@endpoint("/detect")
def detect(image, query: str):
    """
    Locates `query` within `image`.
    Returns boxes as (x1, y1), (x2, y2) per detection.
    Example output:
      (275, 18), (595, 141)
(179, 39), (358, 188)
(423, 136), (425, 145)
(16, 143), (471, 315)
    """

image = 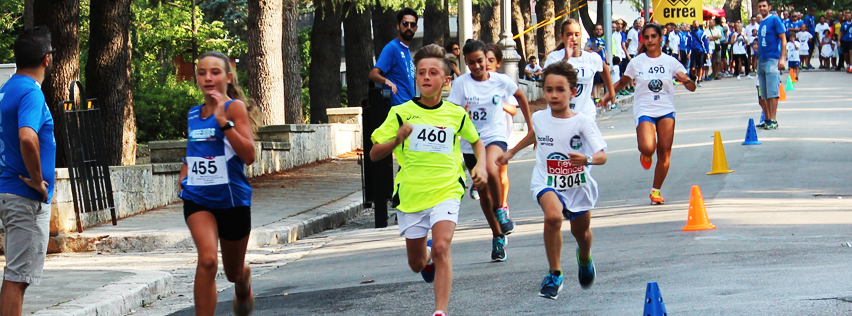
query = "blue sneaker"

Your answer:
(494, 207), (516, 235)
(577, 248), (596, 289)
(420, 239), (435, 283)
(491, 235), (507, 262)
(539, 270), (564, 299)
